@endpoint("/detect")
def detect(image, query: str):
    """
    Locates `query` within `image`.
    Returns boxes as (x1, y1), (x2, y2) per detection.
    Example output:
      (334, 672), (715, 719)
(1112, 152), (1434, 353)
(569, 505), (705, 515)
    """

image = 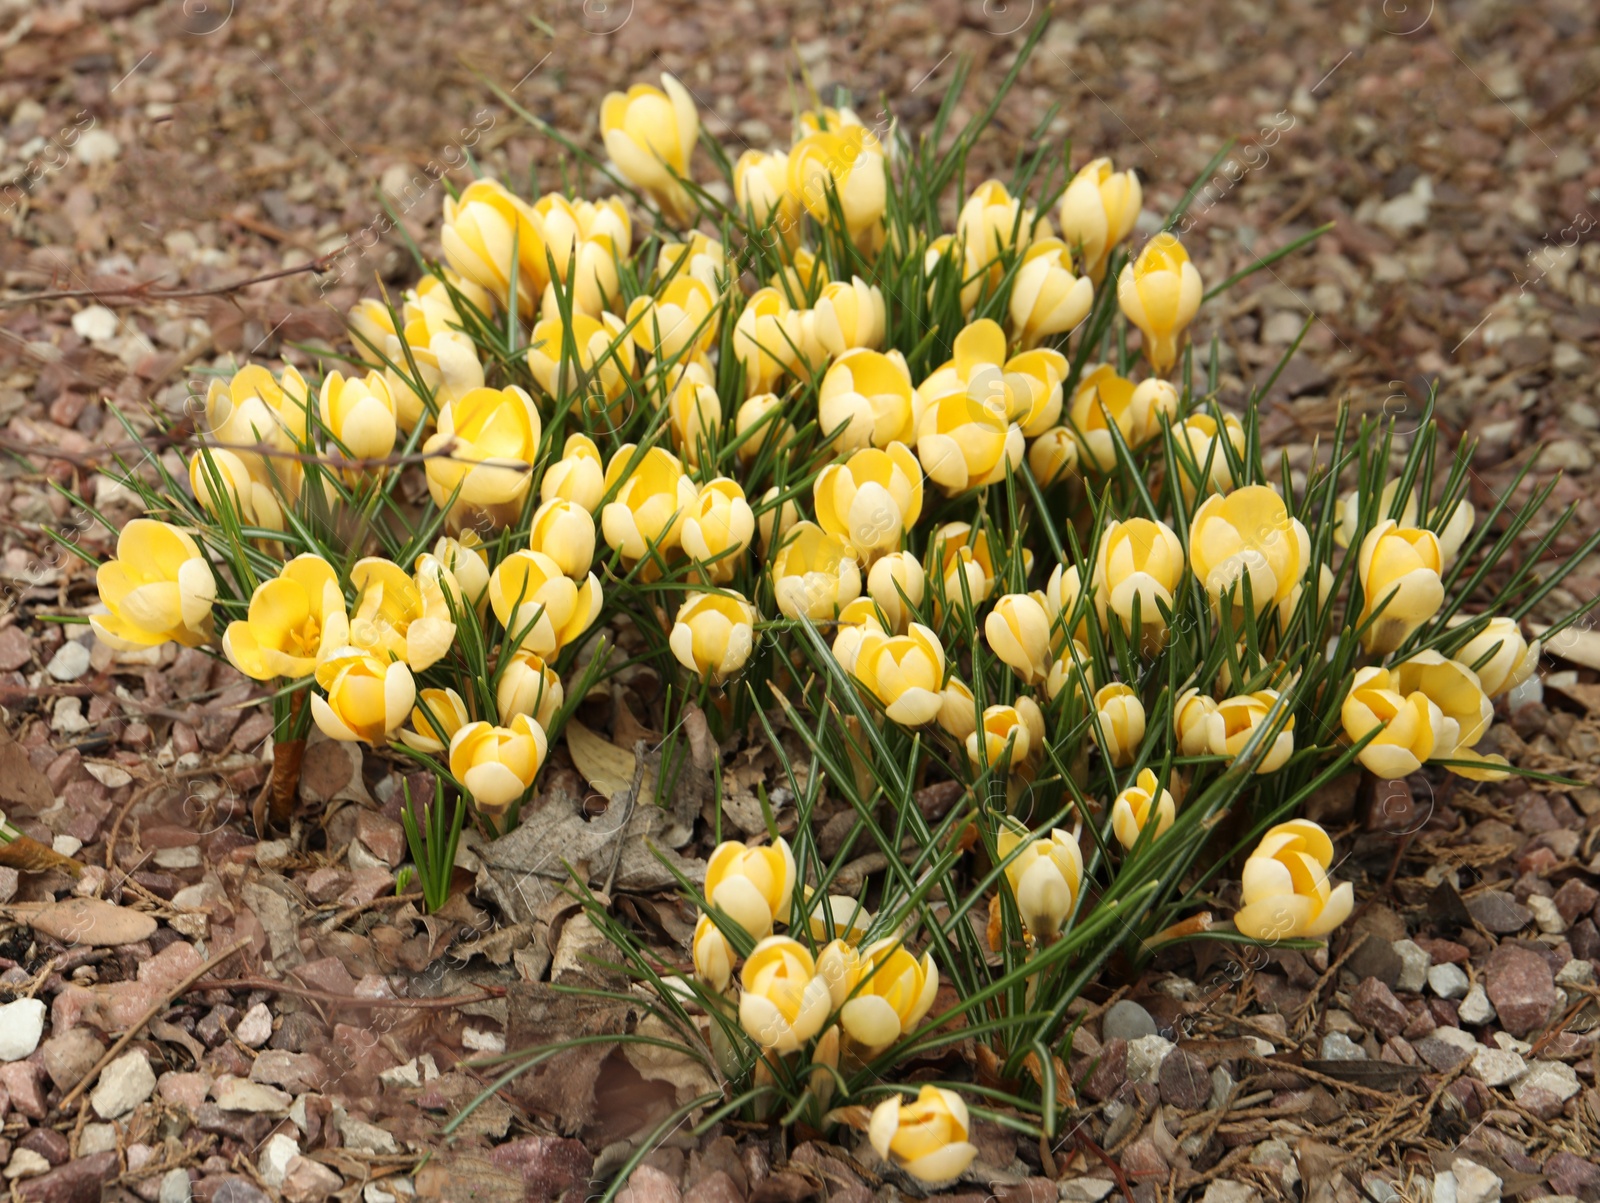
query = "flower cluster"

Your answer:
(82, 58), (1572, 1158)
